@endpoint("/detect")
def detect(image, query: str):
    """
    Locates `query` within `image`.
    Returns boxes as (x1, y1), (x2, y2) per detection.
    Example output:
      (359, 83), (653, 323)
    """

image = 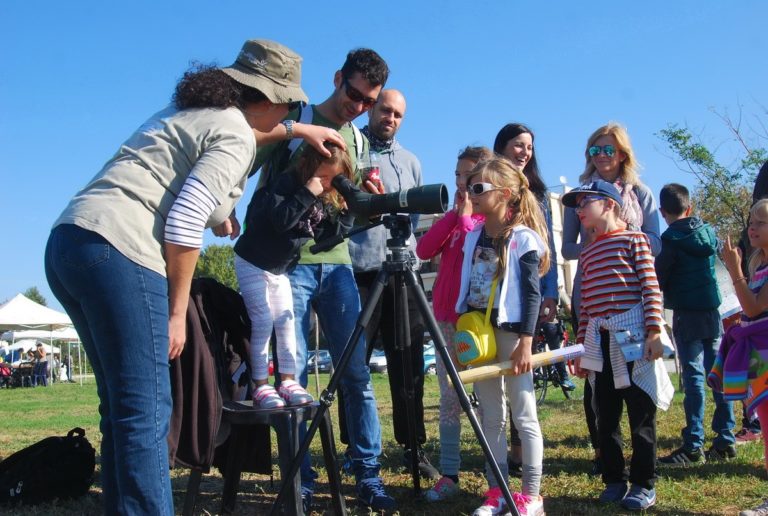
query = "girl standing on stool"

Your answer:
(417, 146), (493, 502)
(235, 143), (354, 408)
(713, 199), (768, 516)
(455, 157), (549, 516)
